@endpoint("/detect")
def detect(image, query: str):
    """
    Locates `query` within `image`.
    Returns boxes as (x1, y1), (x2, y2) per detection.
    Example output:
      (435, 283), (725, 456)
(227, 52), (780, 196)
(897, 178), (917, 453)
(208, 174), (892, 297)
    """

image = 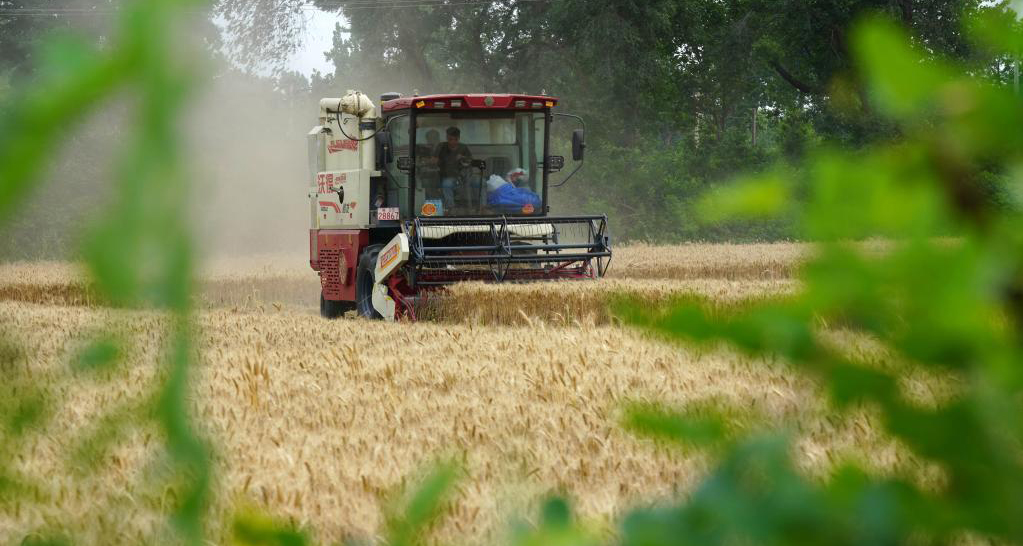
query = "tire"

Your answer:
(355, 244), (384, 319)
(320, 292), (355, 319)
